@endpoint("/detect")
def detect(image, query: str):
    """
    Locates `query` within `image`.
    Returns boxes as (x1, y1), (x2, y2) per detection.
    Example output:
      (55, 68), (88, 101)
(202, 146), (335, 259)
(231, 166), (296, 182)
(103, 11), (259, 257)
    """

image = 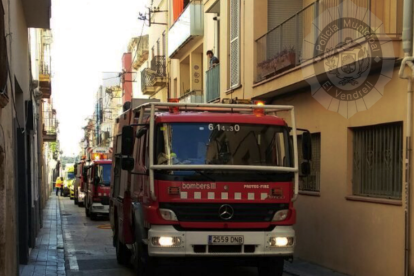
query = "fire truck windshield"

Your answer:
(155, 123), (291, 168)
(96, 164), (111, 185)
